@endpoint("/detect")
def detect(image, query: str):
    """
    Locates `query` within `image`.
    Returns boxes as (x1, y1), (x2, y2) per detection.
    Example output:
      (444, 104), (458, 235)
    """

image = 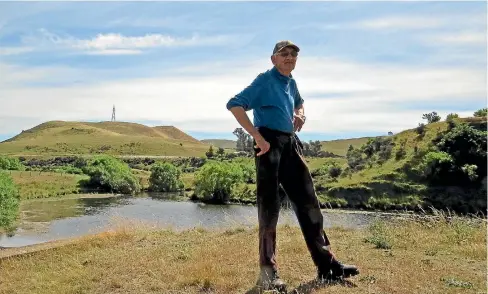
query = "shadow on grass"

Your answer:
(245, 279), (357, 294)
